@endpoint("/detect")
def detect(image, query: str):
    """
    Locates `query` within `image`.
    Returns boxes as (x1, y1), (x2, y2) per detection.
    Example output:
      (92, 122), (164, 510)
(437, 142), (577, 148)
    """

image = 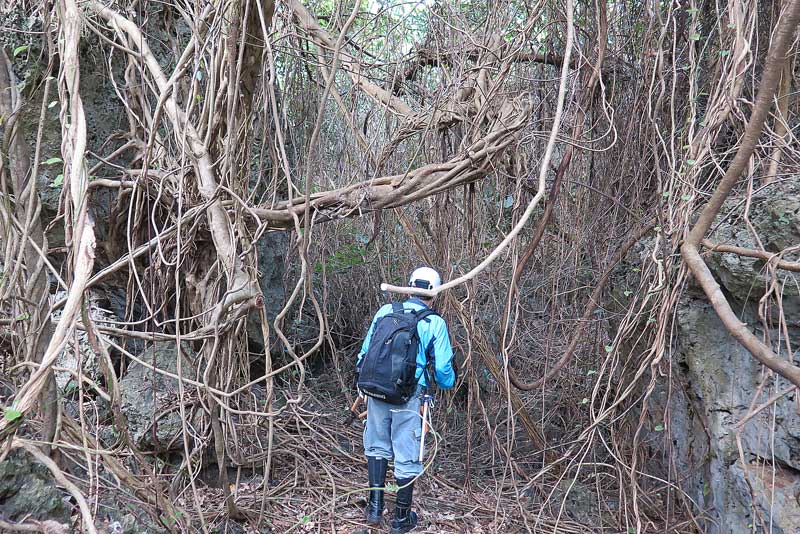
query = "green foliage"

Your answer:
(161, 511), (184, 527)
(4, 406), (22, 422)
(64, 381), (78, 396)
(315, 242), (366, 273)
